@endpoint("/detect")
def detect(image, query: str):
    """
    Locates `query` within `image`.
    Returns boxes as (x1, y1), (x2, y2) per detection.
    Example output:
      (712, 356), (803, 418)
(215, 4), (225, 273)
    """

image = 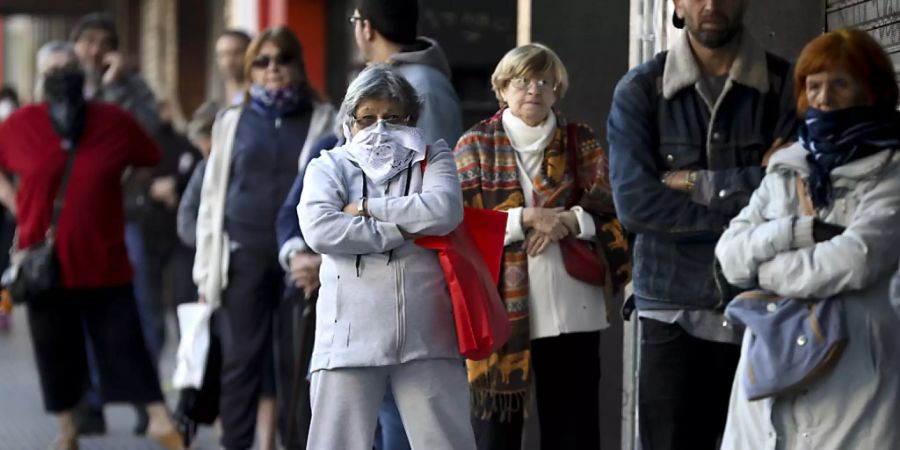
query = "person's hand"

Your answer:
(559, 210), (580, 235)
(812, 218), (845, 243)
(343, 202), (359, 216)
(523, 230), (555, 256)
(523, 207), (569, 241)
(661, 170), (694, 192)
(289, 252), (322, 296)
(149, 176), (178, 209)
(0, 173), (16, 217)
(762, 137), (790, 166)
(101, 51), (128, 85)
